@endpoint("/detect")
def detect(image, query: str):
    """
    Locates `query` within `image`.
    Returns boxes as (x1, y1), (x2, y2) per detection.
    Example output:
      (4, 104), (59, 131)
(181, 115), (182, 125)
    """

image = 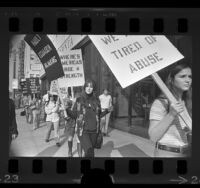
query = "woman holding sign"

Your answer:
(148, 62), (192, 157)
(45, 94), (61, 146)
(66, 79), (112, 157)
